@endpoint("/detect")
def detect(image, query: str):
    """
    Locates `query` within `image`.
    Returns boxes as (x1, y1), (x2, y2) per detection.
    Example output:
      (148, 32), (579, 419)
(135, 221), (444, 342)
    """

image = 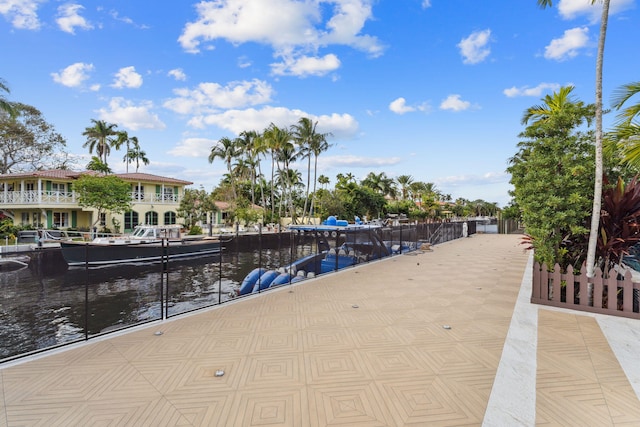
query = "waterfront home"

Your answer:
(0, 169), (194, 233)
